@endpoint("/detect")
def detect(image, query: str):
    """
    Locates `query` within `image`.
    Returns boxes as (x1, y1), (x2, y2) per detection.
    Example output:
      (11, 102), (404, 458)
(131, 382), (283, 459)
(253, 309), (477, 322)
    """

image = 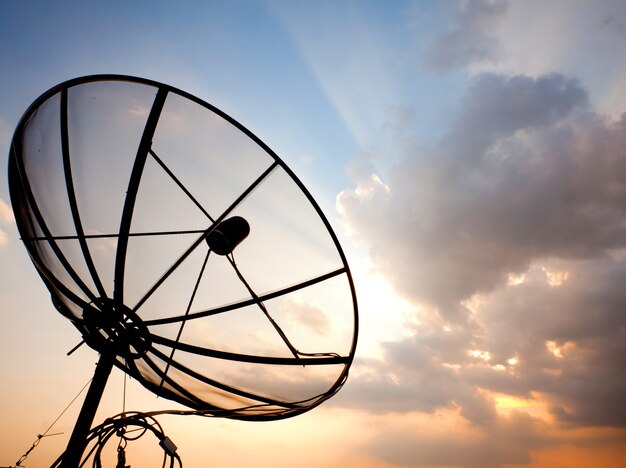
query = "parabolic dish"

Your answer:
(8, 75), (358, 420)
